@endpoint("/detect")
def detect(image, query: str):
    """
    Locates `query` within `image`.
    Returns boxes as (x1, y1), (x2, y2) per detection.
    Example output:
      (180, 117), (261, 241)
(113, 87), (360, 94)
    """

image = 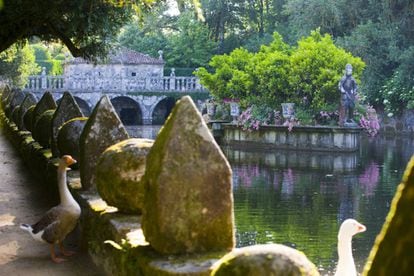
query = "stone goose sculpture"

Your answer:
(20, 155), (81, 263)
(334, 219), (366, 276)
